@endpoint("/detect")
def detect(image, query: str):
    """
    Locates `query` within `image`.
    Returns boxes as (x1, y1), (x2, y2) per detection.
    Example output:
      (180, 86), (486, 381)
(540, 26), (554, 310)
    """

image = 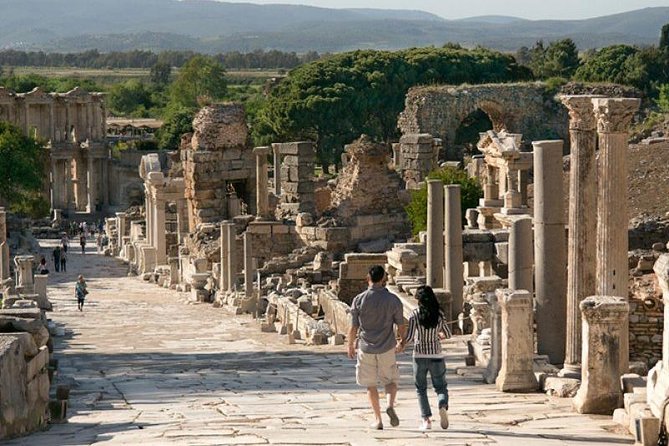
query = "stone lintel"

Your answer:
(591, 98), (641, 134)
